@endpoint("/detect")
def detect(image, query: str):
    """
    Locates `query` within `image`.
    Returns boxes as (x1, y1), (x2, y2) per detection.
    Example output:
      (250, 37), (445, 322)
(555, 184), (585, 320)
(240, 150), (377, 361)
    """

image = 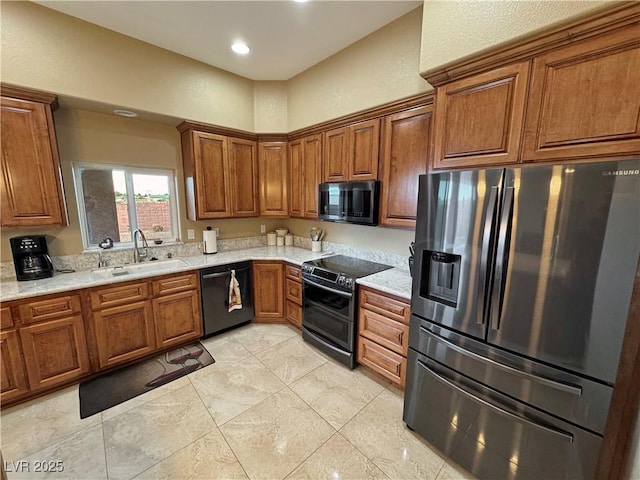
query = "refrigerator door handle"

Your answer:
(419, 326), (583, 396)
(477, 185), (499, 325)
(418, 359), (574, 444)
(490, 186), (514, 331)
